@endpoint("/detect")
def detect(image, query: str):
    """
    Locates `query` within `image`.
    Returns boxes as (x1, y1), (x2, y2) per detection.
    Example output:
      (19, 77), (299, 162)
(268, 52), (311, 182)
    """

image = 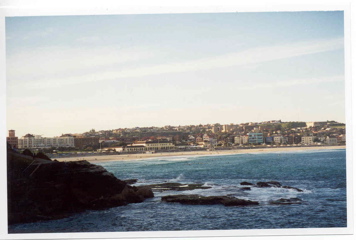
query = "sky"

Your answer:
(5, 11), (345, 137)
